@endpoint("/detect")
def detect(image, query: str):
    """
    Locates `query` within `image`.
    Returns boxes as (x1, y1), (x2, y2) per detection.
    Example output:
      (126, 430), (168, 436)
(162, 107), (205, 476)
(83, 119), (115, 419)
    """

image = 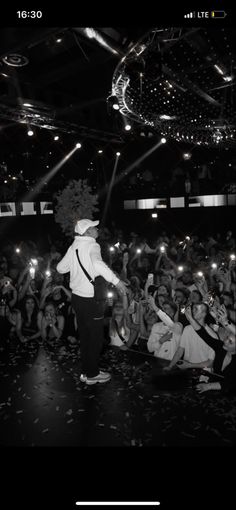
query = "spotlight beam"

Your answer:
(22, 146), (77, 202)
(100, 156), (119, 226)
(113, 140), (162, 189)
